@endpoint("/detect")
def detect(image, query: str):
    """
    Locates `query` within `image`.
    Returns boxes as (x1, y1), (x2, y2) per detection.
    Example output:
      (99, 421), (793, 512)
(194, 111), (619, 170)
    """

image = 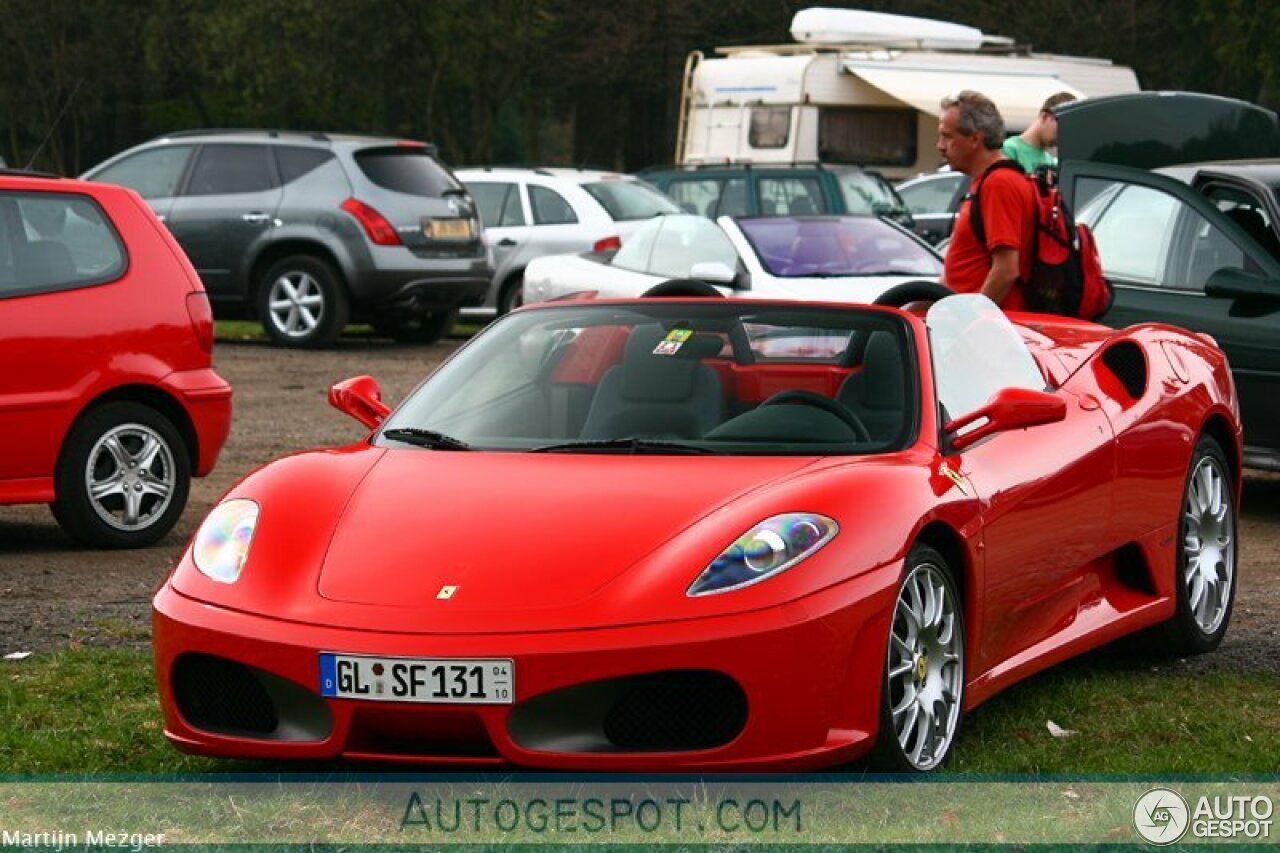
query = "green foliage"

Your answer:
(0, 2), (1267, 176)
